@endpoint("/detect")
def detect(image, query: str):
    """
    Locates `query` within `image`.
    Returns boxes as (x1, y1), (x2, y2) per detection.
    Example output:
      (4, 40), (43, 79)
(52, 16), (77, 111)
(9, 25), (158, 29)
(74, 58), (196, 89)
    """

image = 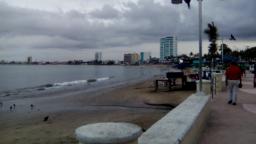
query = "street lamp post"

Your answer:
(198, 0), (203, 93)
(171, 0), (204, 93)
(221, 37), (224, 64)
